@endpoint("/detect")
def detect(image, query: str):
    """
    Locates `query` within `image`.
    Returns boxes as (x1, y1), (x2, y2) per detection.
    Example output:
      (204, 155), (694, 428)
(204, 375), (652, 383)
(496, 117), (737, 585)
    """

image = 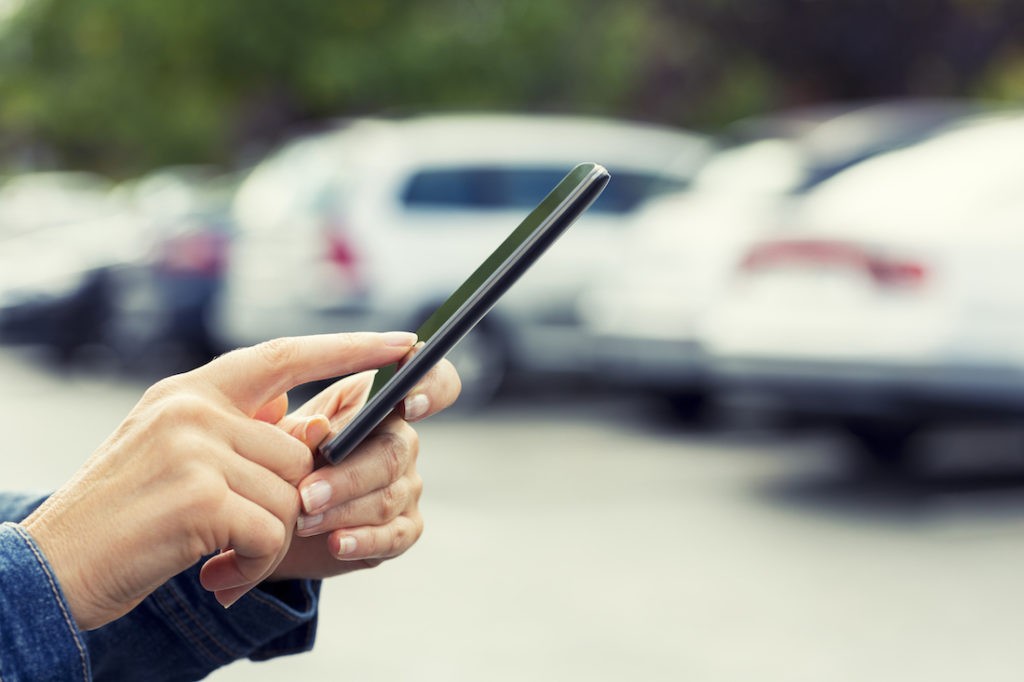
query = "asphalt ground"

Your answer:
(3, 346), (1024, 681)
